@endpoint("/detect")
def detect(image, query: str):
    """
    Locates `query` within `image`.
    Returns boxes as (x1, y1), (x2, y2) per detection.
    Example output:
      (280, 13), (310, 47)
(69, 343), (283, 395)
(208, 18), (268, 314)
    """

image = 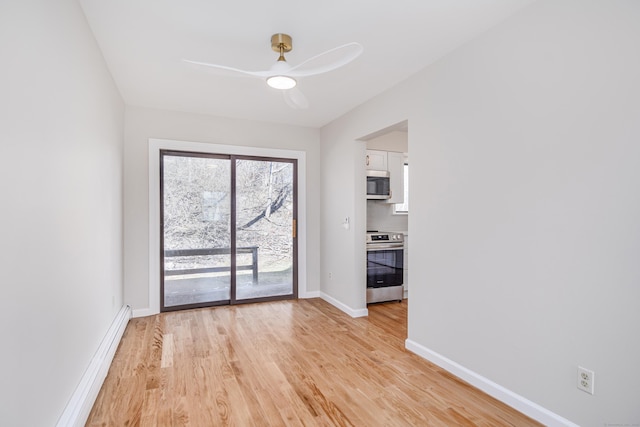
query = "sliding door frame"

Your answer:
(230, 154), (299, 306)
(145, 138), (307, 317)
(159, 150), (233, 312)
(160, 150), (298, 312)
